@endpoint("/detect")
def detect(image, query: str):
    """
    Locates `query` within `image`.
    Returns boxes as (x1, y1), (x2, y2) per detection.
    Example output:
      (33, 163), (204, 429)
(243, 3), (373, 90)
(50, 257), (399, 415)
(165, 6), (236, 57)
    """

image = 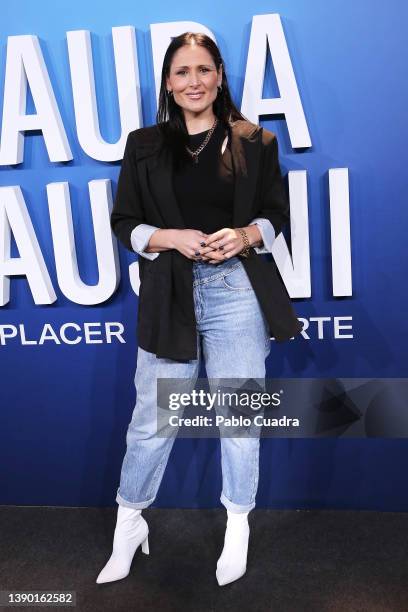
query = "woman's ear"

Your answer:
(218, 63), (223, 86)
